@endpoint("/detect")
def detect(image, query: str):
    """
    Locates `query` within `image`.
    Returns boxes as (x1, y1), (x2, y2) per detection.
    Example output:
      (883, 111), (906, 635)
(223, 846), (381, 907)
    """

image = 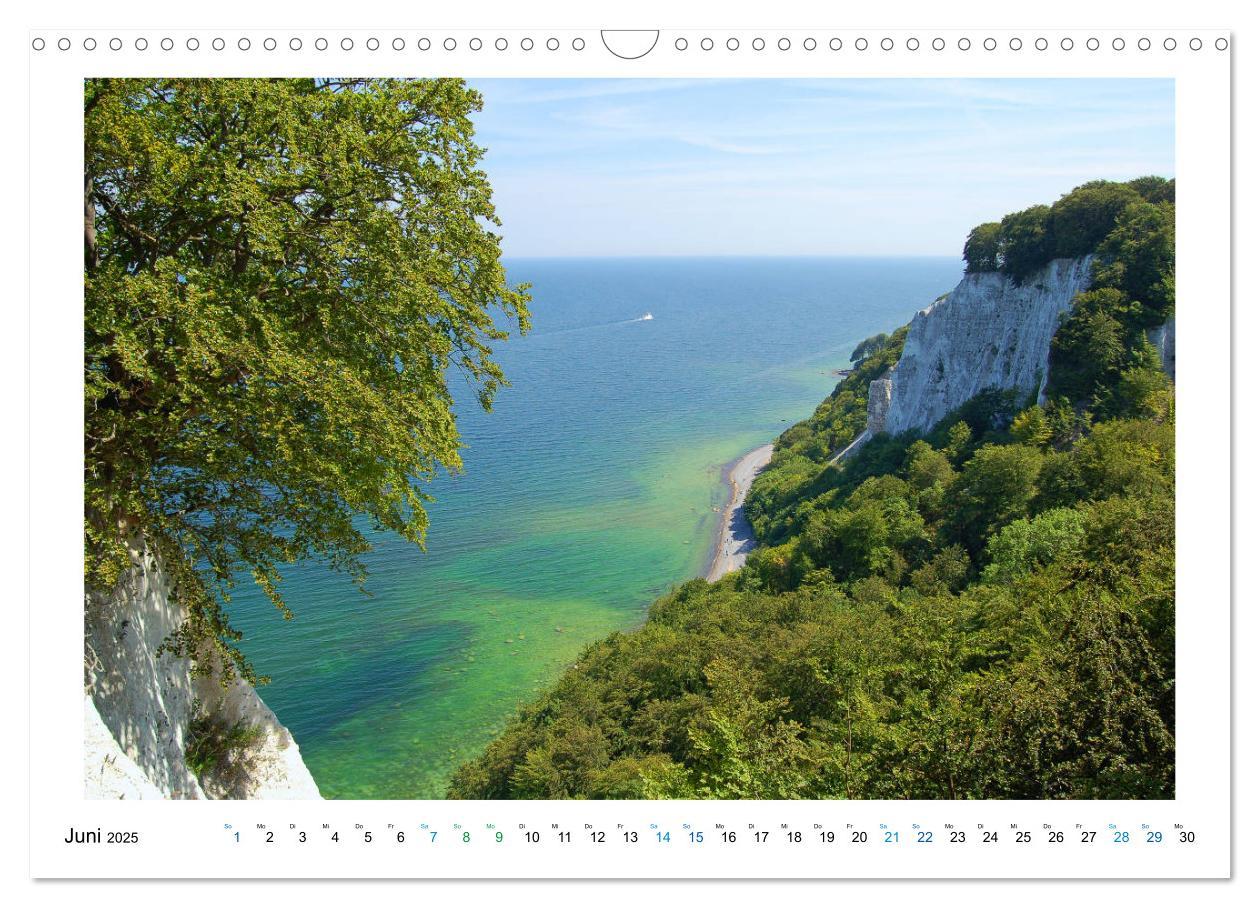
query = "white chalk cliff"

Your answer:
(875, 257), (1095, 436)
(1146, 316), (1176, 381)
(837, 255), (1174, 460)
(85, 542), (321, 799)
